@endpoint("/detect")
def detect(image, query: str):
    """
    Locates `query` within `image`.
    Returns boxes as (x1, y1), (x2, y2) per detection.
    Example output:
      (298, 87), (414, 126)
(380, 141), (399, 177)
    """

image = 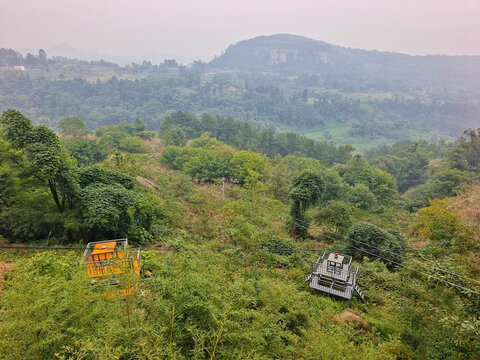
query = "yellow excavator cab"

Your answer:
(84, 239), (140, 297)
